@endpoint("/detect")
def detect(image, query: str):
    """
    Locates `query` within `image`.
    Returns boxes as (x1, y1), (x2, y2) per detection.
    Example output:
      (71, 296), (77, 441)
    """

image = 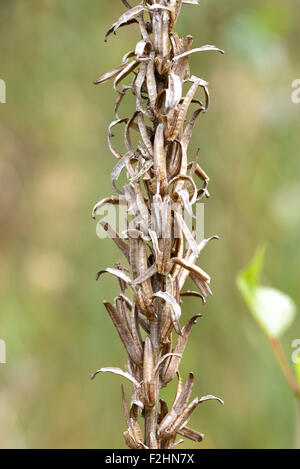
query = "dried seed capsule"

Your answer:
(146, 54), (157, 109)
(153, 122), (168, 194)
(142, 337), (157, 408)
